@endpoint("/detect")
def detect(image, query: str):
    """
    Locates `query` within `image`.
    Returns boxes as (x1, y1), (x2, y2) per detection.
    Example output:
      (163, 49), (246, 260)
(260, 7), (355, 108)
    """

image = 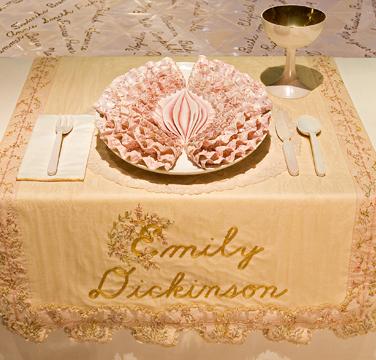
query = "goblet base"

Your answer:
(260, 65), (324, 99)
(266, 84), (310, 99)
